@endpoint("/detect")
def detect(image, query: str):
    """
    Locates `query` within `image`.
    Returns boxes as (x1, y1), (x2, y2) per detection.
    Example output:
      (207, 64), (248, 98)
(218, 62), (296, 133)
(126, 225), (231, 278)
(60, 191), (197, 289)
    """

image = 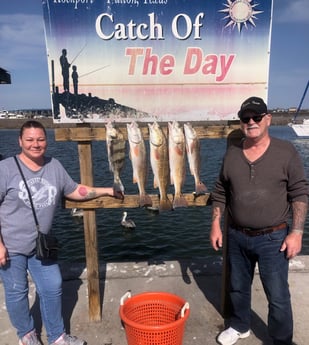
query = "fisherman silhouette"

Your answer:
(60, 49), (70, 92)
(71, 65), (78, 95)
